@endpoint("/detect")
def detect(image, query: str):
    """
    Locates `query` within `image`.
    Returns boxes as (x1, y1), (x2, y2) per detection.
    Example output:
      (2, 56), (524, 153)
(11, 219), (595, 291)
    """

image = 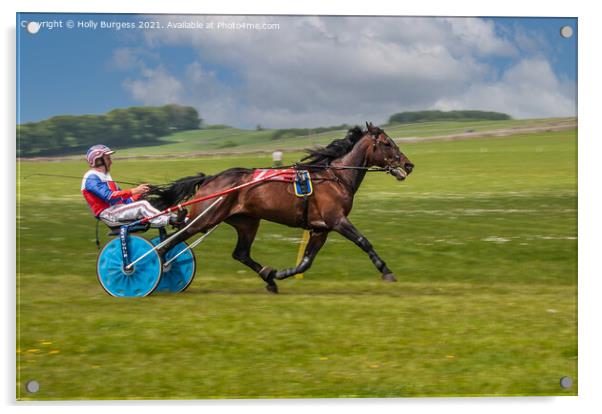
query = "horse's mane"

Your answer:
(299, 126), (366, 166)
